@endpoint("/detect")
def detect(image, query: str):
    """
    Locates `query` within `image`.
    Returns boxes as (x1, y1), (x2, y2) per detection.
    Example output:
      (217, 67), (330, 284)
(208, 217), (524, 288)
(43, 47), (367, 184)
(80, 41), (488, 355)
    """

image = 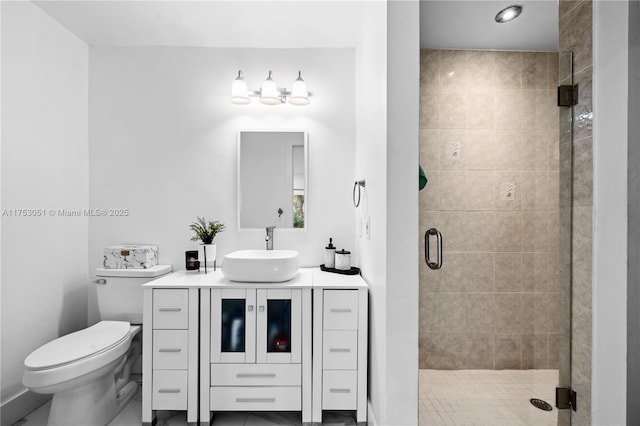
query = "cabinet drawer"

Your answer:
(323, 290), (358, 330)
(152, 330), (188, 369)
(322, 370), (357, 410)
(152, 370), (187, 410)
(323, 330), (357, 370)
(209, 386), (301, 411)
(211, 363), (301, 386)
(153, 289), (188, 329)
